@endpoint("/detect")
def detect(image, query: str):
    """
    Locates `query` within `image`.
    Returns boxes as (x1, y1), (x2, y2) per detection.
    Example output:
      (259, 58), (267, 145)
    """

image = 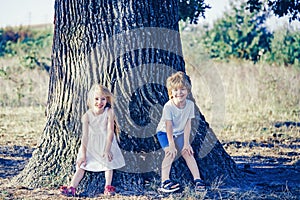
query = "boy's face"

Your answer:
(171, 86), (188, 103)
